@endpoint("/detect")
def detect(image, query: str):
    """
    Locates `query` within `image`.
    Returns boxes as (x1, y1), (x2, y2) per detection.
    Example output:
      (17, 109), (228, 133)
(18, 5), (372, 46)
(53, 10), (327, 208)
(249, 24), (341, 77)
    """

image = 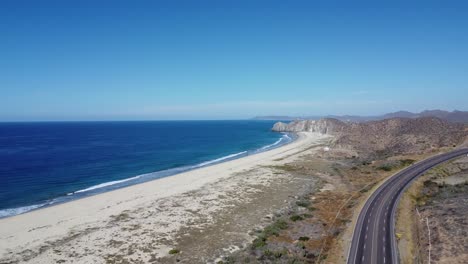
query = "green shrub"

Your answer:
(252, 236), (267, 248)
(290, 215), (304, 222)
(296, 200), (310, 207)
(399, 159), (416, 167)
(378, 165), (393, 171)
(168, 249), (180, 254)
